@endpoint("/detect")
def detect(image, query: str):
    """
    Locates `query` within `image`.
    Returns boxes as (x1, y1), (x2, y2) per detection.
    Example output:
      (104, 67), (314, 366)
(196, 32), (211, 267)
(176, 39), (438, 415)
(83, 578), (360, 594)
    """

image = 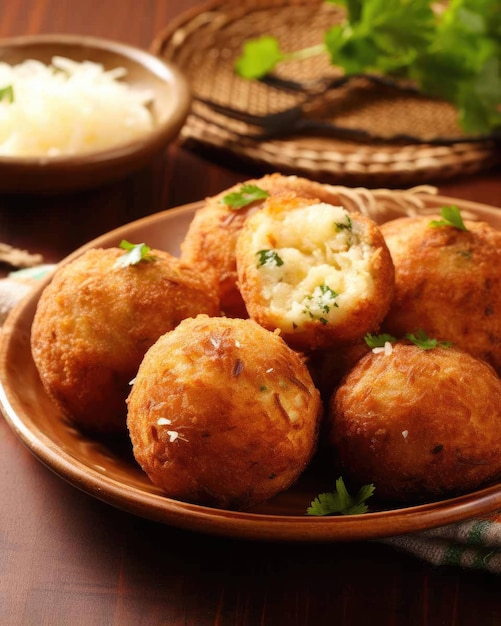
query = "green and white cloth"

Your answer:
(0, 264), (55, 324)
(382, 512), (501, 573)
